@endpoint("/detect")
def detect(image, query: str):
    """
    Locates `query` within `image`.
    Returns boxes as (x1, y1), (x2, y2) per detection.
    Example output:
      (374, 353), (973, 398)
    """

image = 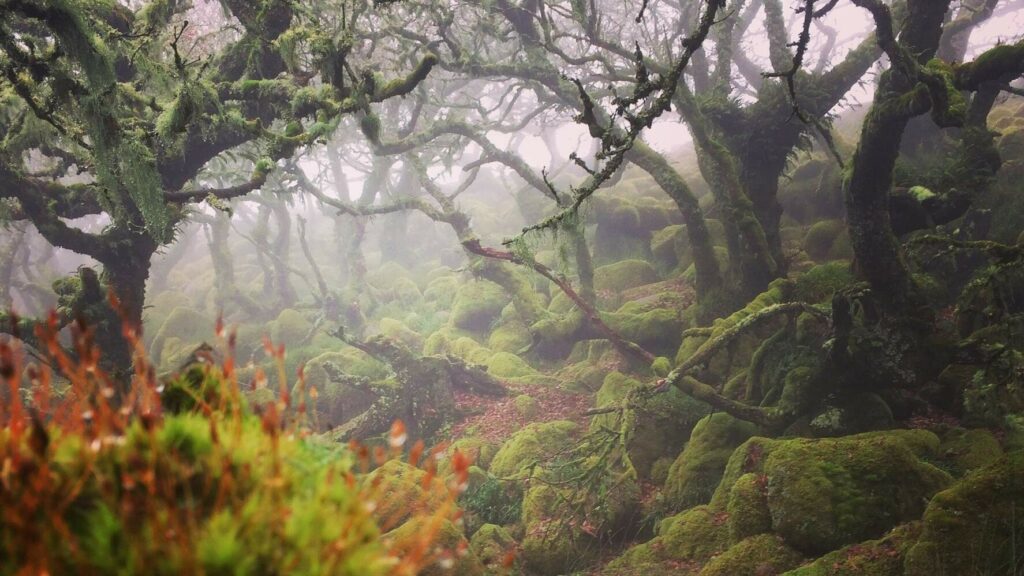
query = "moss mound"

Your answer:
(594, 259), (661, 292)
(469, 524), (517, 573)
(663, 414), (760, 510)
(489, 420), (578, 479)
(713, 431), (951, 556)
(904, 451), (1024, 576)
(699, 534), (803, 576)
(450, 280), (508, 331)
